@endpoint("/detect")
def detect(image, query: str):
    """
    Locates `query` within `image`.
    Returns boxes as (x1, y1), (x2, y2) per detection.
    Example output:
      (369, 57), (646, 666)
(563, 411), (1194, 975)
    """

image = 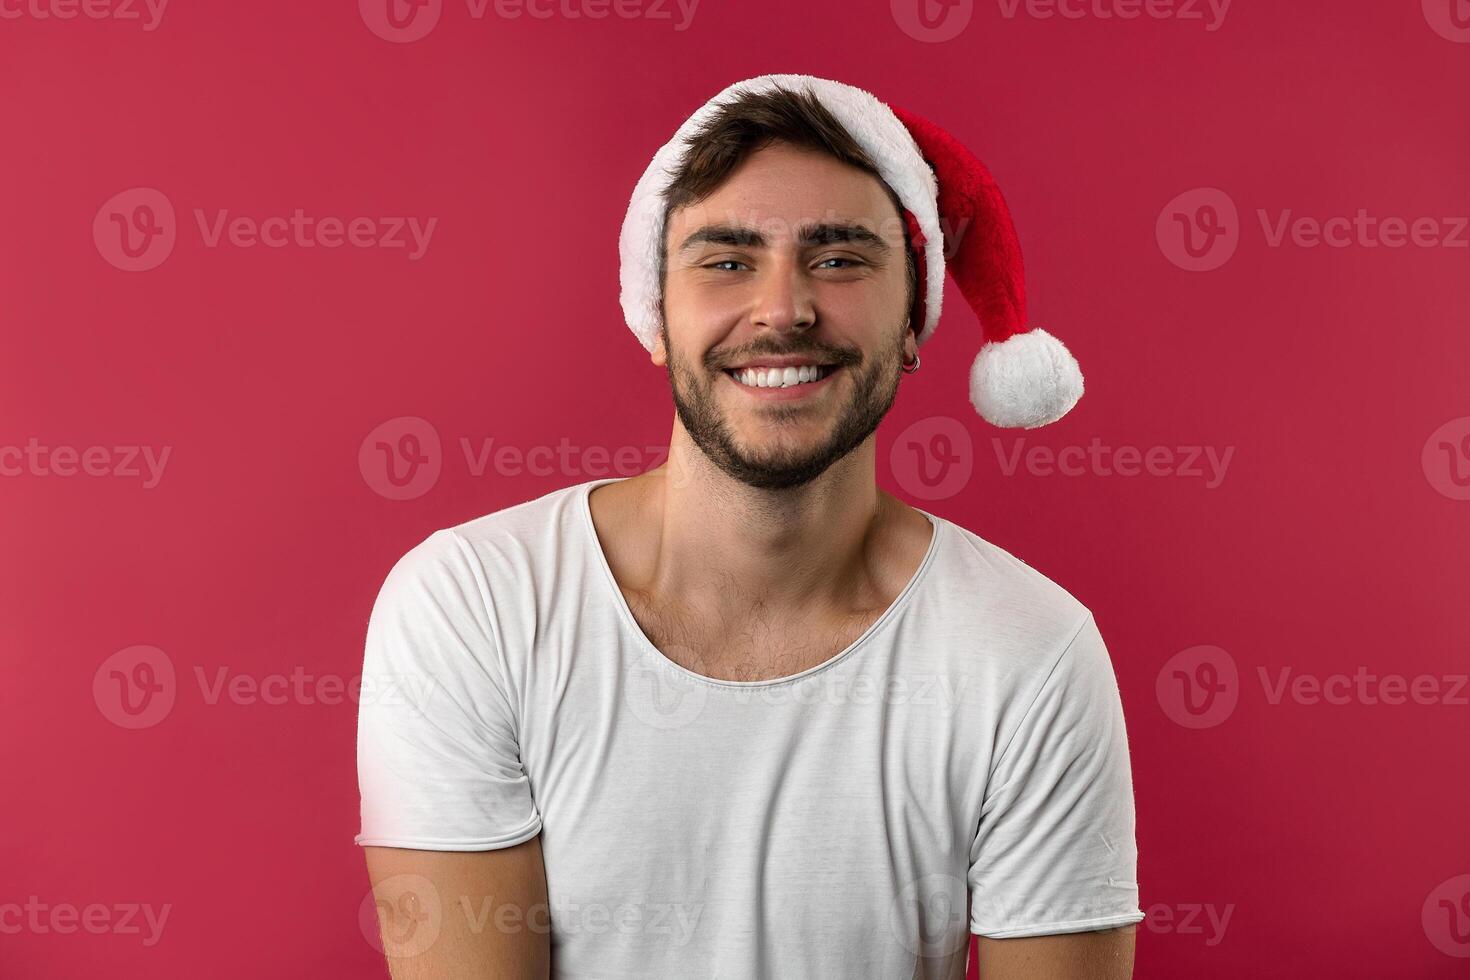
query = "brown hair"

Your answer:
(657, 85), (918, 329)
